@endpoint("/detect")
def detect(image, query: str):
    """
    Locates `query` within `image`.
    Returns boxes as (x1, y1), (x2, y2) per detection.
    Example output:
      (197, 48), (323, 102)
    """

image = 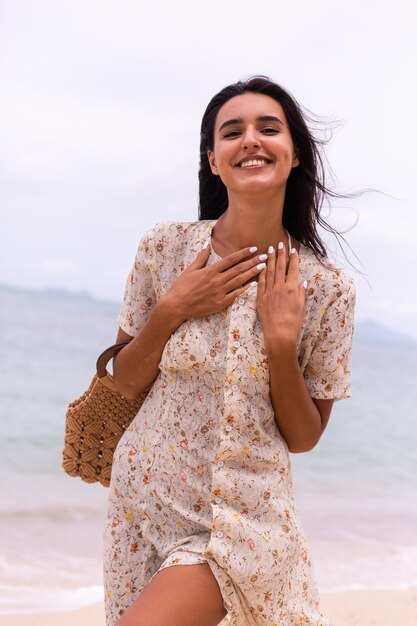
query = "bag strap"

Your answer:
(96, 341), (131, 379)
